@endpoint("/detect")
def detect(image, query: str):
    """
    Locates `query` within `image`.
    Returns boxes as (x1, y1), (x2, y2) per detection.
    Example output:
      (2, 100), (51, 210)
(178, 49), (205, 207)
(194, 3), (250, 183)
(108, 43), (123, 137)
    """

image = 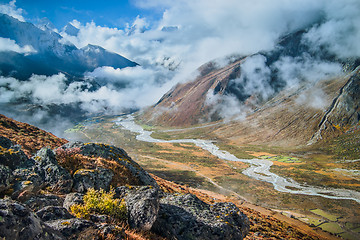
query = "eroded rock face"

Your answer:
(25, 194), (64, 212)
(121, 186), (159, 231)
(152, 193), (250, 240)
(73, 168), (113, 193)
(0, 137), (29, 170)
(36, 206), (74, 222)
(0, 199), (64, 240)
(63, 192), (84, 211)
(34, 148), (73, 194)
(46, 218), (95, 238)
(0, 165), (12, 194)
